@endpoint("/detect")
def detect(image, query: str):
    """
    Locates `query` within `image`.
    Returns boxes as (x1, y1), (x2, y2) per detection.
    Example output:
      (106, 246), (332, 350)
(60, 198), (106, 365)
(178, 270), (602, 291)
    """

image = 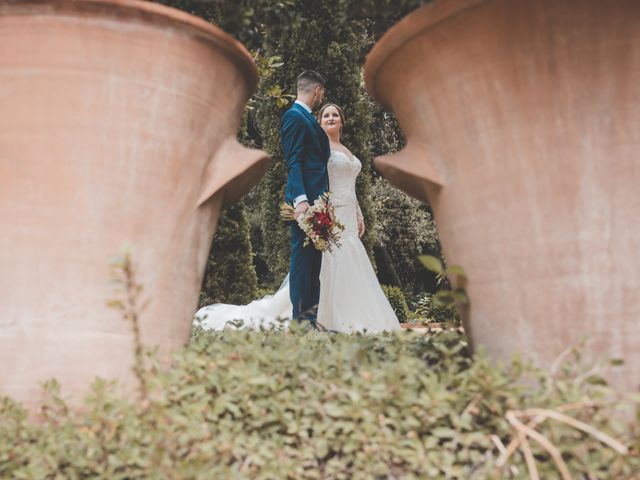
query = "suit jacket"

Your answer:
(281, 102), (331, 206)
